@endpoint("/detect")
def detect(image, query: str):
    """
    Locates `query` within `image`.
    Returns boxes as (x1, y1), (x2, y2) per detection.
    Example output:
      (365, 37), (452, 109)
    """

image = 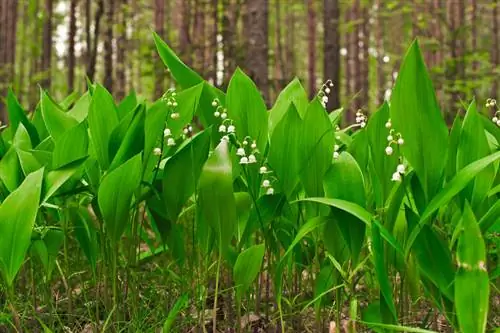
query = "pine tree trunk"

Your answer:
(154, 0), (165, 99)
(360, 5), (369, 109)
(307, 0), (316, 99)
(491, 0), (499, 97)
(68, 0), (78, 93)
(375, 0), (385, 105)
(244, 0), (269, 103)
(284, 2), (296, 83)
(222, 0), (237, 87)
(323, 0), (340, 110)
(41, 0), (53, 90)
(116, 0), (127, 101)
(103, 0), (115, 93)
(86, 0), (104, 82)
(0, 0), (18, 122)
(178, 0), (192, 66)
